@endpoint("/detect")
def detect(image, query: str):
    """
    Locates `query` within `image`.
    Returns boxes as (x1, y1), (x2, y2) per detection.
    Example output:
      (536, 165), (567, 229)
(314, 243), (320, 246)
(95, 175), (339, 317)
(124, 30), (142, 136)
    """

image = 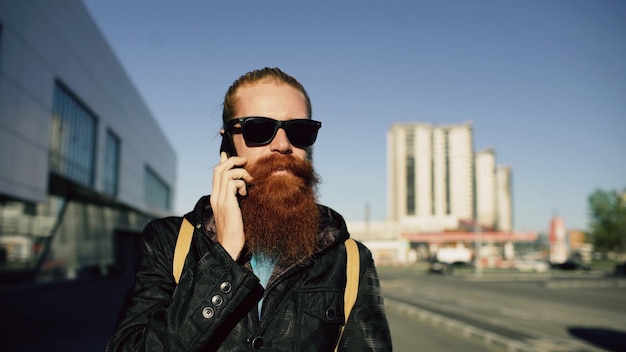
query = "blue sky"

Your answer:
(83, 0), (625, 233)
